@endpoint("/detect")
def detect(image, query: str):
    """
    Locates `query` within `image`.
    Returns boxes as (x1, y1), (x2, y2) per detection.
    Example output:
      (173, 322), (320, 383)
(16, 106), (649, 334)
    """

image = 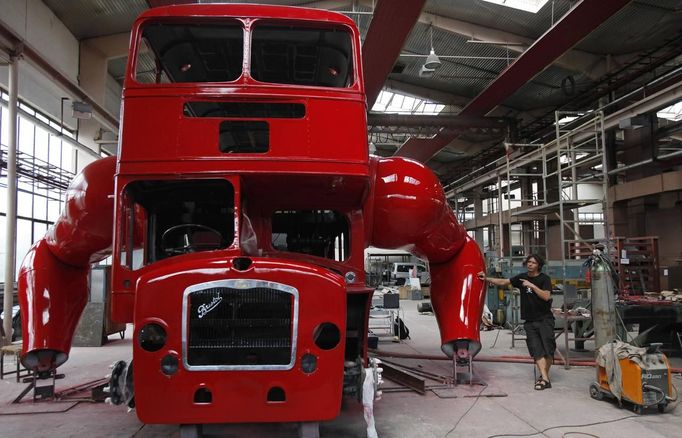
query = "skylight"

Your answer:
(481, 0), (550, 13)
(658, 101), (682, 122)
(371, 90), (445, 115)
